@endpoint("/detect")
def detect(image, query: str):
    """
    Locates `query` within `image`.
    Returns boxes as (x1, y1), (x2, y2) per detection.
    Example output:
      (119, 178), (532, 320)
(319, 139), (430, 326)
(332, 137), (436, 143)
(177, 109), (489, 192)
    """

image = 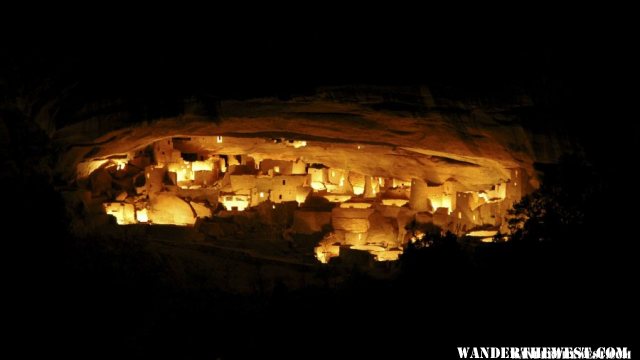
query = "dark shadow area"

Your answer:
(3, 116), (635, 358)
(2, 15), (636, 359)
